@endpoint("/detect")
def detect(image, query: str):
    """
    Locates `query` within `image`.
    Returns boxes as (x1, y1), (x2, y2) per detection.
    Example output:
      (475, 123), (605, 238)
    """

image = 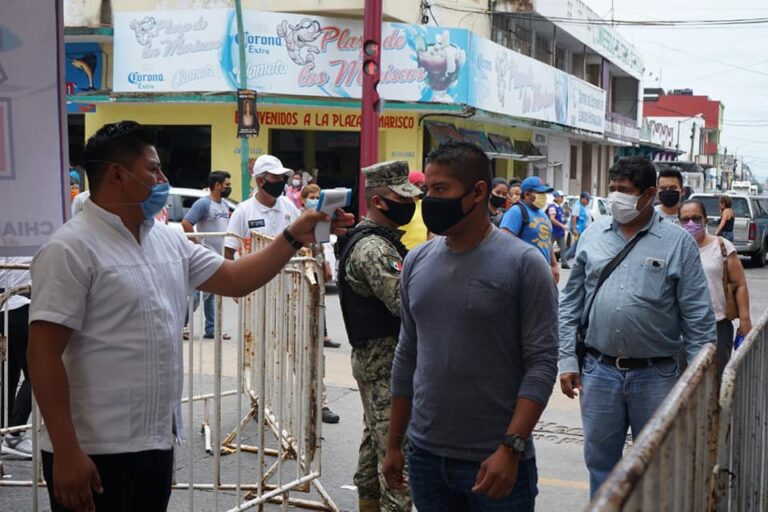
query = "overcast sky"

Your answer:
(586, 0), (768, 180)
